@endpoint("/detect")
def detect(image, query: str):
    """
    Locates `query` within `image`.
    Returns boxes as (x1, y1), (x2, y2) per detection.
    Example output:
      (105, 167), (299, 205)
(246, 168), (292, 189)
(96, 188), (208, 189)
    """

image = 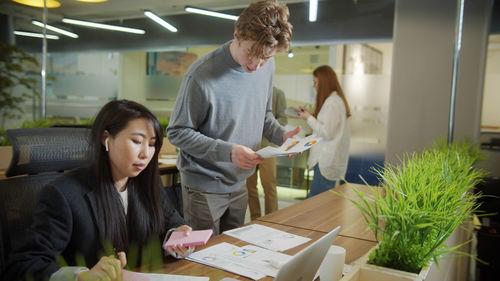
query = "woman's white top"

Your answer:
(306, 93), (350, 181)
(119, 188), (128, 214)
